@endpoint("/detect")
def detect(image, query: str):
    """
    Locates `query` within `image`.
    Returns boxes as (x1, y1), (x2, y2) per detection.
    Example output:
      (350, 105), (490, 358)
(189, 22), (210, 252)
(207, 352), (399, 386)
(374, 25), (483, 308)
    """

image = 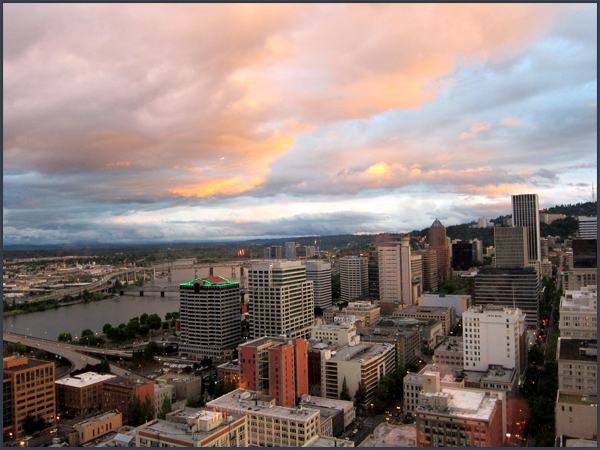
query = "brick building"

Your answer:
(101, 377), (154, 425)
